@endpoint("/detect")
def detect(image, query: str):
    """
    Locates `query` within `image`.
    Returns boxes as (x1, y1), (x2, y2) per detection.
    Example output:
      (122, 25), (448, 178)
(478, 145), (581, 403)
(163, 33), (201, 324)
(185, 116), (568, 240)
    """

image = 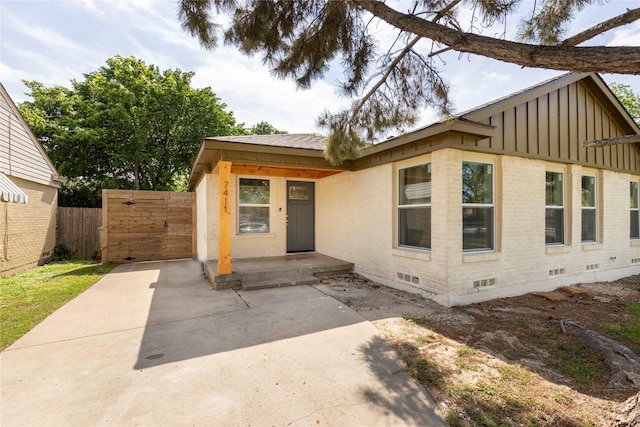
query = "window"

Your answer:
(581, 175), (597, 242)
(545, 172), (564, 245)
(398, 164), (431, 249)
(462, 161), (494, 251)
(631, 181), (639, 239)
(238, 178), (270, 233)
